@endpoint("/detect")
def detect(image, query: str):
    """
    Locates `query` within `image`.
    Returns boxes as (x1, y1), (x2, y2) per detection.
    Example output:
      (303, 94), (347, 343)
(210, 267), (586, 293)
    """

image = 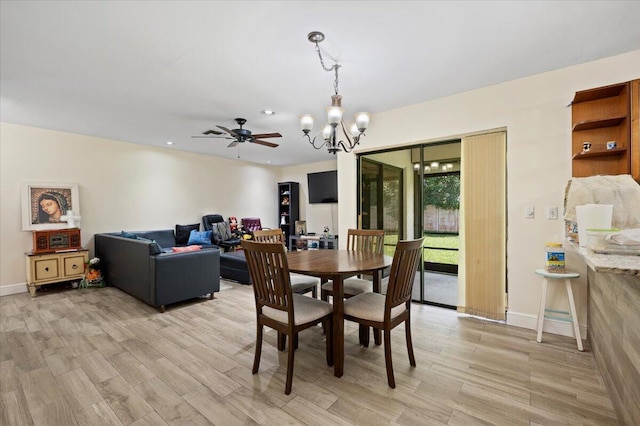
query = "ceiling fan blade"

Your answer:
(227, 140), (239, 148)
(252, 139), (279, 148)
(191, 135), (234, 139)
(217, 125), (237, 136)
(251, 132), (282, 139)
(203, 129), (224, 135)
